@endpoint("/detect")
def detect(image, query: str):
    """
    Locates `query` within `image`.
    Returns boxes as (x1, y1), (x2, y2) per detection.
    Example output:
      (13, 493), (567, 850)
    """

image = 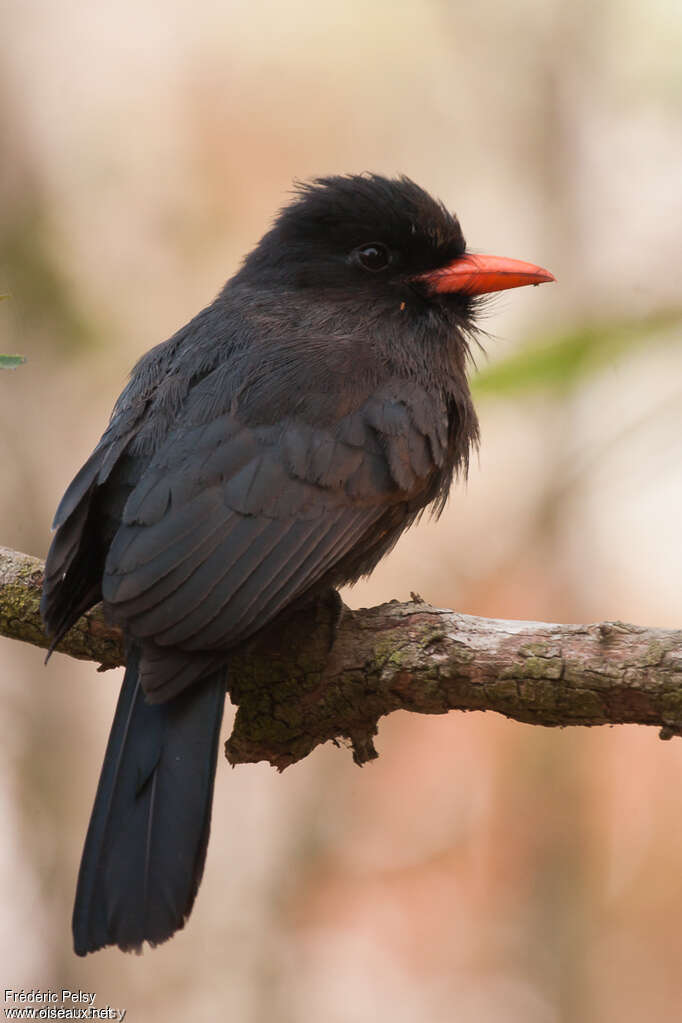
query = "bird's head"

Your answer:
(233, 173), (553, 320)
(225, 174), (554, 409)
